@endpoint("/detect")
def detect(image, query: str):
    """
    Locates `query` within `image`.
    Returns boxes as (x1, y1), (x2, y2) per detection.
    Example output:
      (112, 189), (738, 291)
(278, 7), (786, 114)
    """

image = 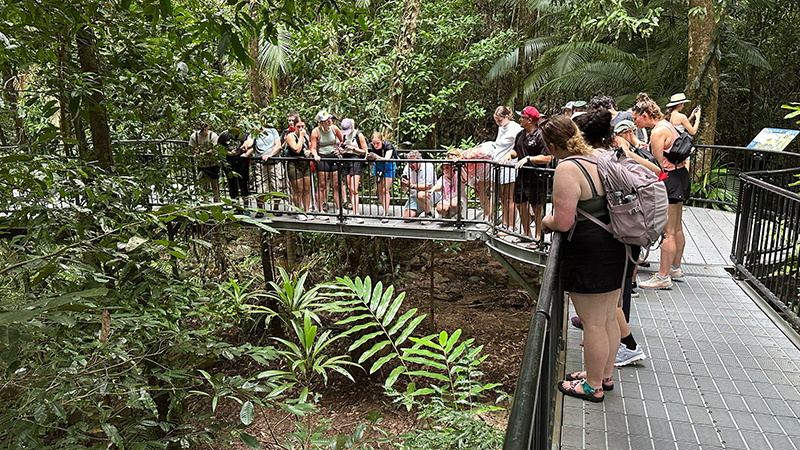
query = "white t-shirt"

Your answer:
(189, 130), (219, 150)
(494, 121), (522, 161)
(402, 162), (437, 194)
